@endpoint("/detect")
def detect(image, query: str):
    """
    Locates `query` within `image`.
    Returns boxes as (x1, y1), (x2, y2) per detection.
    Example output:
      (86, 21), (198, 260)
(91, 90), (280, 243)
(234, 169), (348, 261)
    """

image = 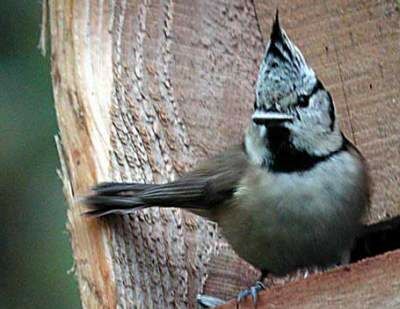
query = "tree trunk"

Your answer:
(48, 0), (400, 308)
(49, 0), (262, 307)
